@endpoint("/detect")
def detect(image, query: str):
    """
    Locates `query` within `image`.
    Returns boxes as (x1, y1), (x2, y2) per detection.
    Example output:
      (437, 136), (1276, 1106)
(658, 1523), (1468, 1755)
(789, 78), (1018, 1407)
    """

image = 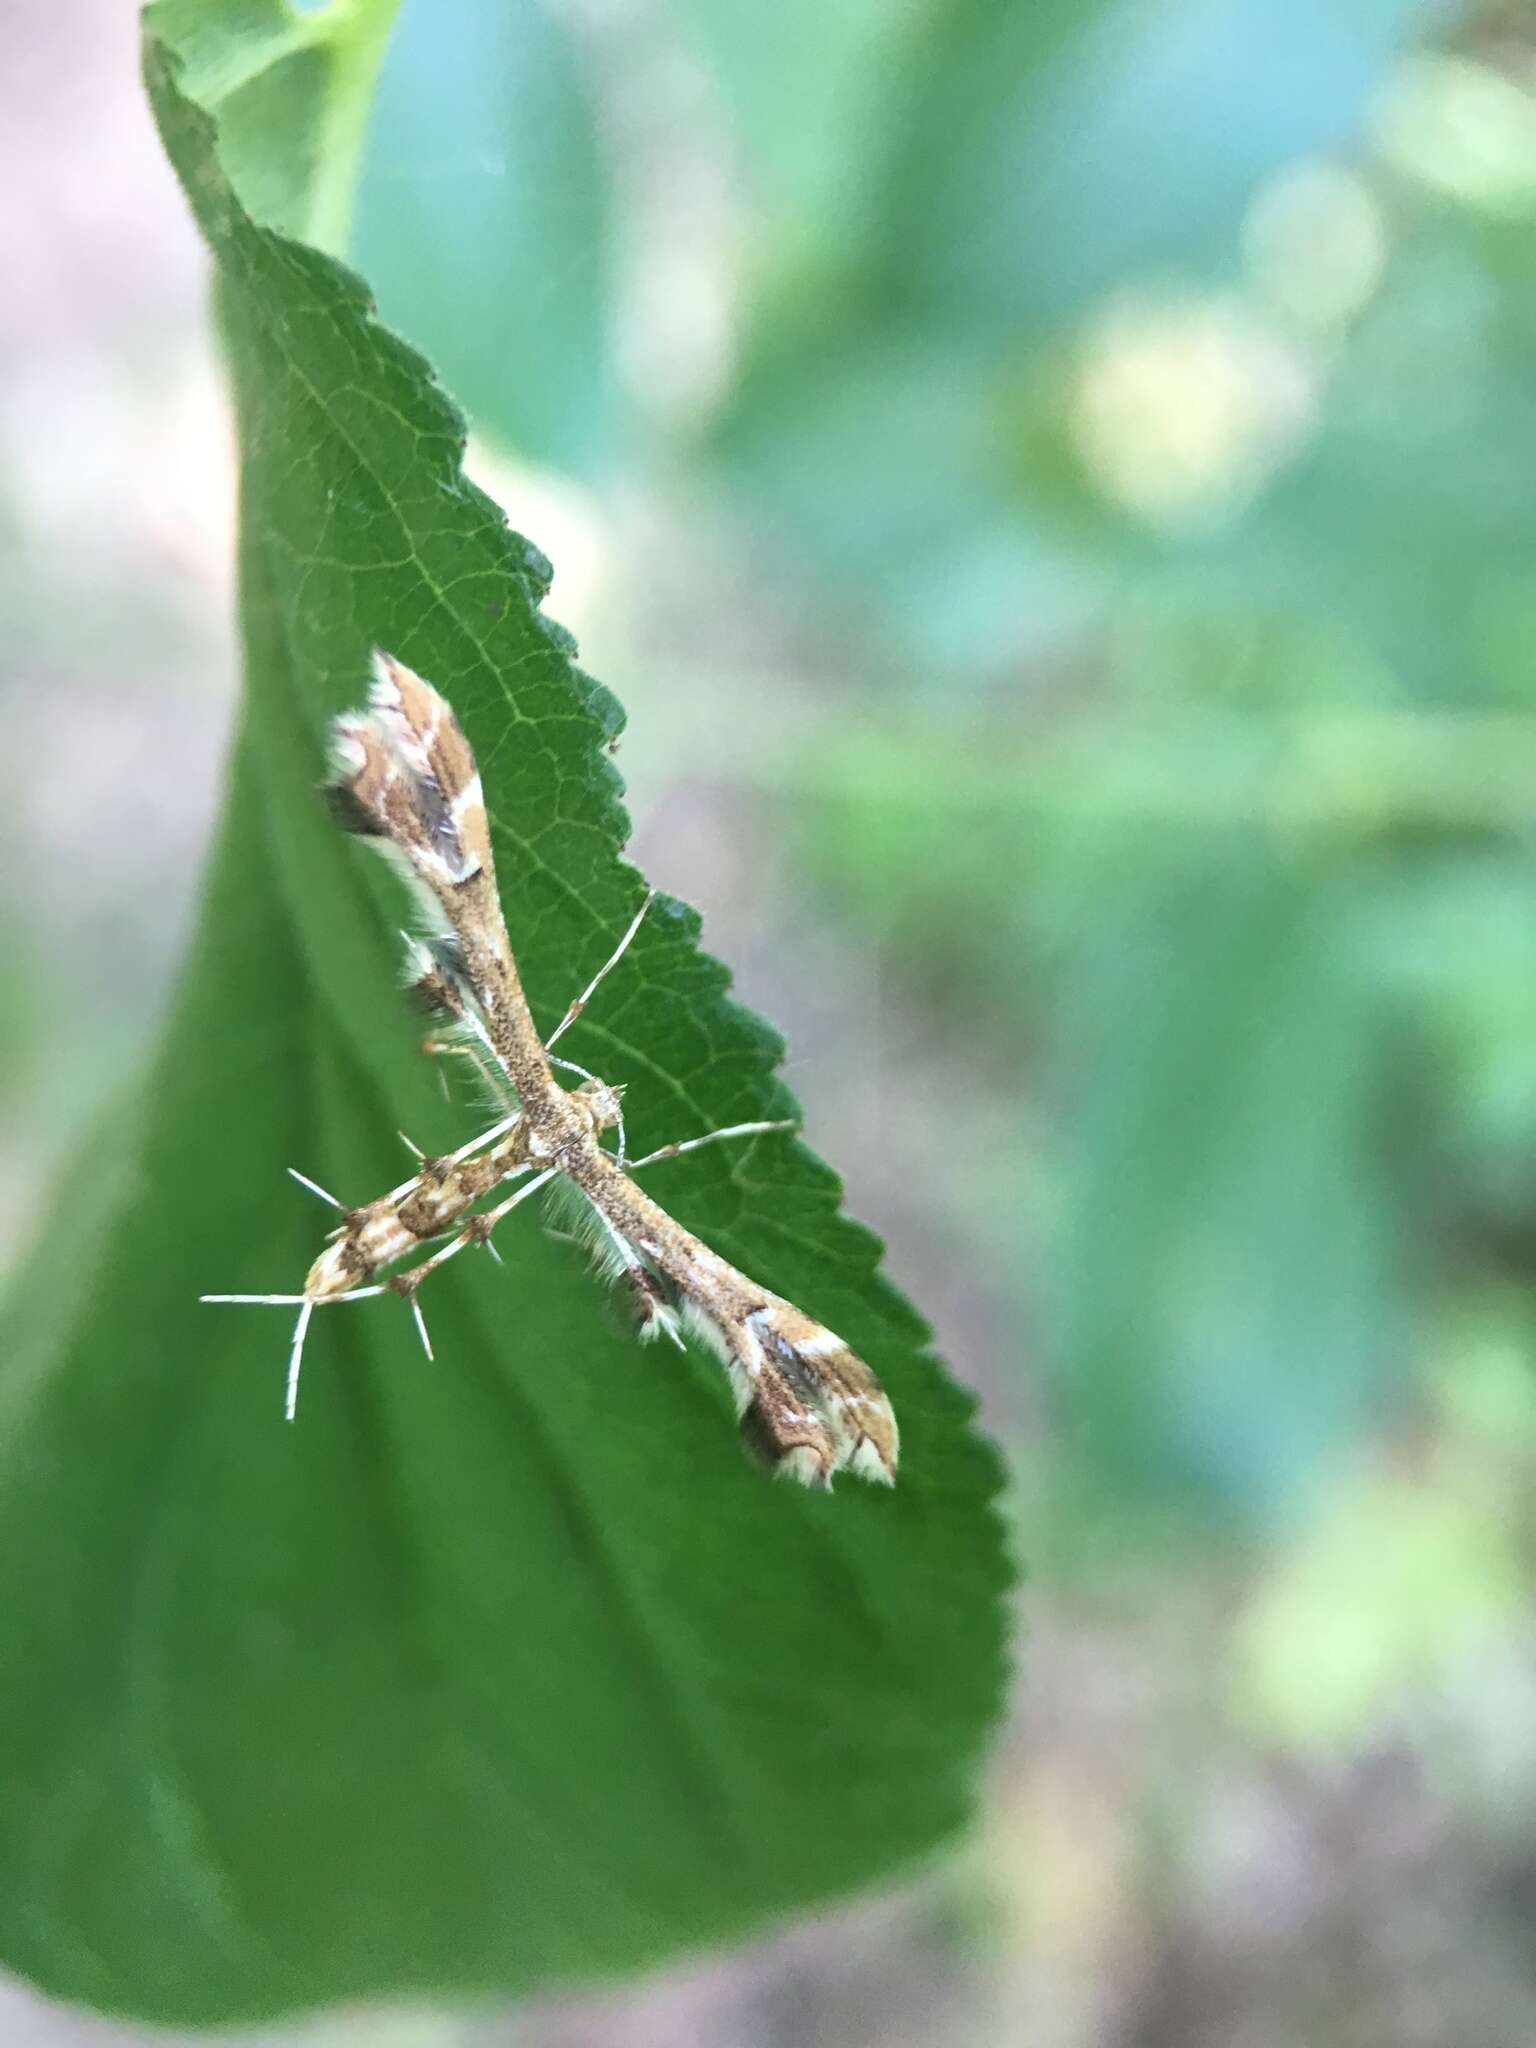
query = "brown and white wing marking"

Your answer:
(301, 1115), (533, 1301)
(742, 1297), (899, 1487)
(679, 1290), (899, 1489)
(571, 1148), (900, 1489)
(328, 651), (563, 1112)
(329, 649), (495, 900)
